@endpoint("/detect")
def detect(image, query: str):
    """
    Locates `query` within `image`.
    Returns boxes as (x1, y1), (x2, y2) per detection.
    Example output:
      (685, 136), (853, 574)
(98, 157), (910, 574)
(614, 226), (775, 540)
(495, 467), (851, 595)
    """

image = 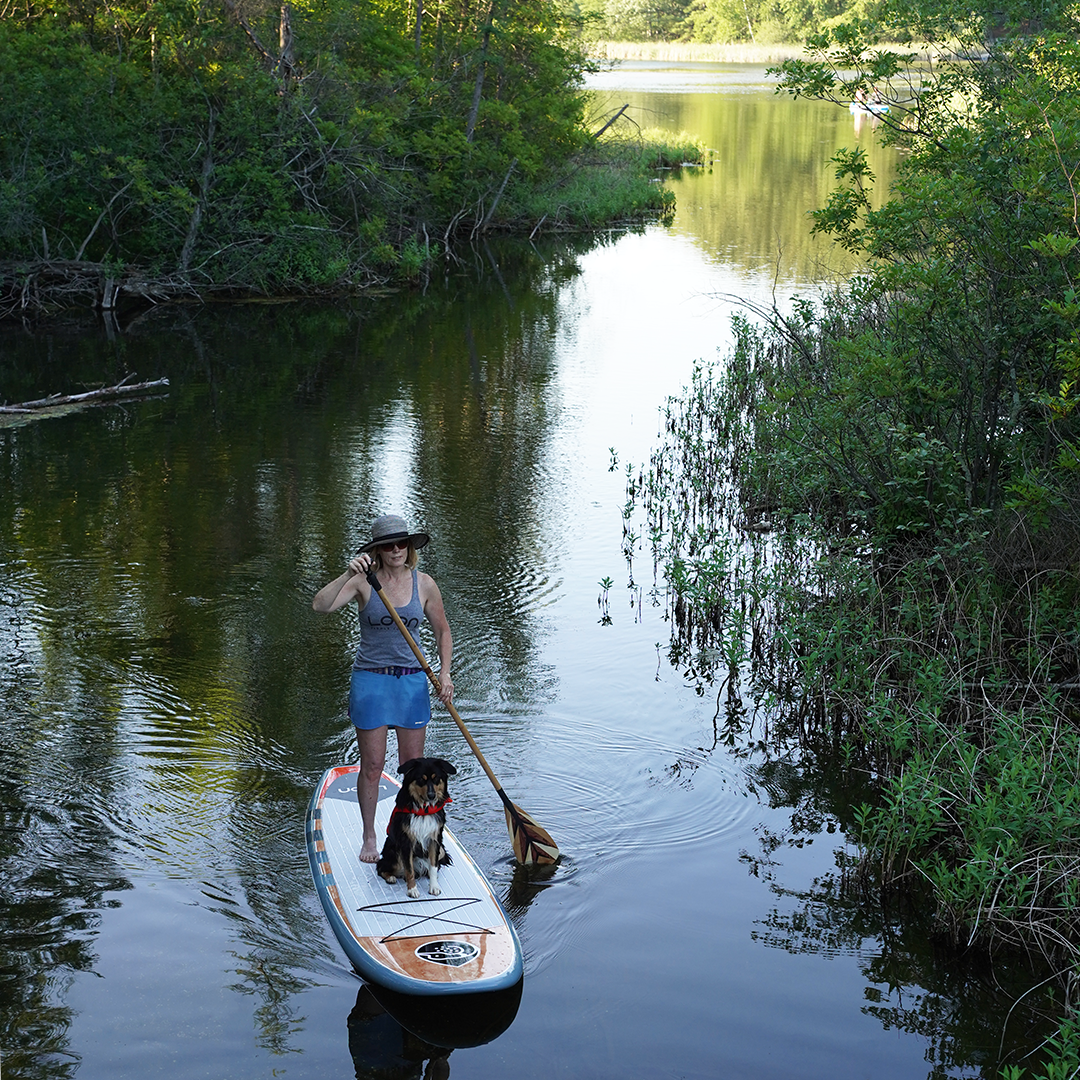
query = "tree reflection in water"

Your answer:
(736, 754), (1063, 1078)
